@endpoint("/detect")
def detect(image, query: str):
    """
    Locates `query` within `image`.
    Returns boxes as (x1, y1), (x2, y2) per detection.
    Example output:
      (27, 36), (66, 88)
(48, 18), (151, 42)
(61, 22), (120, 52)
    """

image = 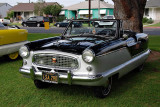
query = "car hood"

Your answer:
(27, 36), (105, 54)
